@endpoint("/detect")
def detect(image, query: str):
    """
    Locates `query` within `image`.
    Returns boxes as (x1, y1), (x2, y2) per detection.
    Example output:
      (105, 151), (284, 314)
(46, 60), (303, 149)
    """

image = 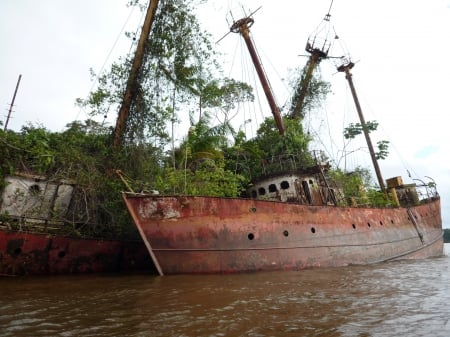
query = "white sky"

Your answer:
(1, 0), (449, 226)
